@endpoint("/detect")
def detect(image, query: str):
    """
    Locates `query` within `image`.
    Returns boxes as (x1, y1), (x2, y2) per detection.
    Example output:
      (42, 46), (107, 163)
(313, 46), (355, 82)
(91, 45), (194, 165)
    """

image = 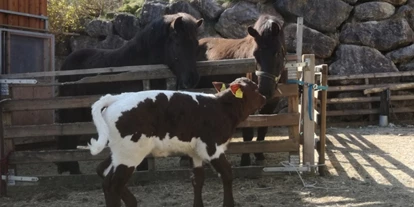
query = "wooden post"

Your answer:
(0, 83), (7, 196)
(379, 89), (390, 126)
(142, 80), (156, 171)
(317, 65), (328, 176)
(302, 54), (315, 173)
